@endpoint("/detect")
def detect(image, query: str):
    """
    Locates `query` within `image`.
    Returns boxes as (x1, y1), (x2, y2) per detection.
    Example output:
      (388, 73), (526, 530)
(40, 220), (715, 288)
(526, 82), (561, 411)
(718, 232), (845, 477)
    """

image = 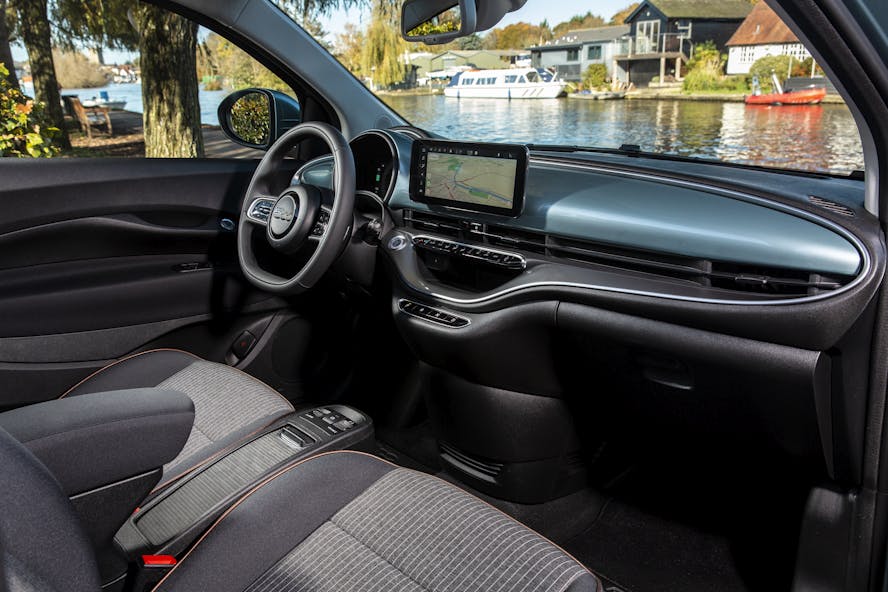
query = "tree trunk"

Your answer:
(16, 0), (69, 148)
(0, 0), (19, 88)
(136, 5), (203, 158)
